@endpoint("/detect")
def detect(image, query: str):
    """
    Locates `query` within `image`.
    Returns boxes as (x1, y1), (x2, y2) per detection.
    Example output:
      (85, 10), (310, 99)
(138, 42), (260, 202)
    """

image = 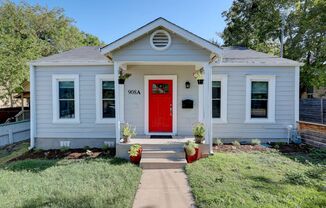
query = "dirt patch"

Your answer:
(213, 144), (269, 153)
(9, 148), (115, 162)
(271, 143), (312, 153)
